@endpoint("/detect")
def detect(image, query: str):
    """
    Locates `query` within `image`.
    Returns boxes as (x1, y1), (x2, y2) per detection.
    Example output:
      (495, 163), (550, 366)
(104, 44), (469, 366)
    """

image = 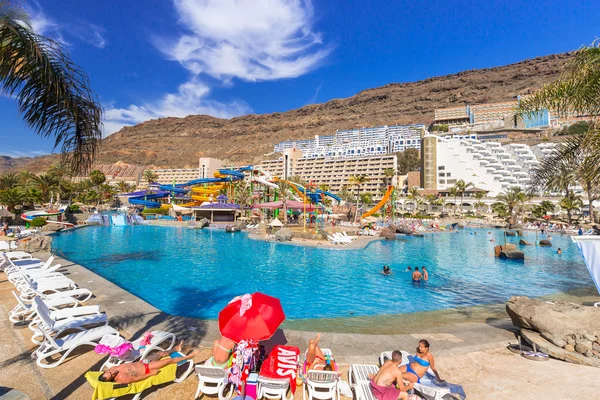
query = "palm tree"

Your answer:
(0, 172), (19, 190)
(0, 2), (102, 172)
(497, 187), (528, 221)
(89, 169), (106, 189)
(234, 182), (252, 217)
(455, 179), (473, 215)
(349, 174), (370, 222)
(318, 184), (330, 192)
(0, 187), (24, 214)
(32, 174), (58, 204)
(359, 193), (373, 209)
(540, 200), (555, 216)
(116, 181), (129, 194)
(491, 202), (508, 219)
(473, 191), (486, 213)
(337, 185), (352, 202)
(447, 186), (459, 216)
(407, 187), (420, 215)
(17, 170), (36, 187)
(276, 180), (290, 224)
(98, 183), (116, 205)
(143, 170), (158, 186)
(560, 193), (583, 224)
